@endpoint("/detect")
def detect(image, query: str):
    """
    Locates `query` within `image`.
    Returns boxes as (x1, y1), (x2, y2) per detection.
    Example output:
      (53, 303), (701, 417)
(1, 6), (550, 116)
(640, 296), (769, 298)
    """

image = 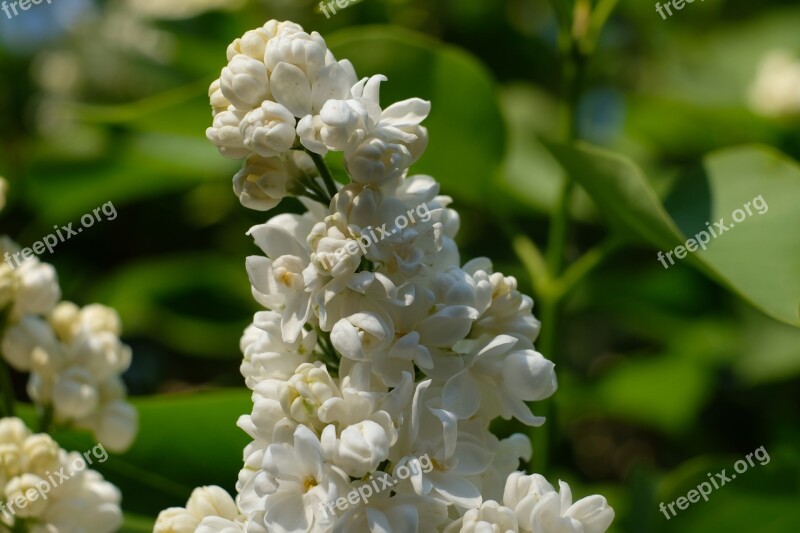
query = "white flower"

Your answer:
(503, 474), (614, 533)
(239, 425), (349, 533)
(265, 30), (327, 80)
(0, 418), (123, 533)
(237, 379), (296, 449)
(332, 490), (448, 533)
(749, 49), (800, 118)
(246, 215), (317, 342)
(1, 315), (57, 372)
(240, 311), (316, 388)
(317, 369), (412, 478)
(52, 366), (98, 418)
(241, 102), (297, 158)
(209, 79), (231, 116)
(464, 259), (540, 342)
(75, 395), (139, 453)
(233, 155), (289, 211)
(197, 516), (246, 533)
(234, 150), (317, 211)
(442, 335), (556, 425)
(391, 380), (492, 511)
(279, 362), (340, 432)
(153, 508), (201, 533)
(12, 261), (60, 319)
(445, 500), (520, 533)
(154, 485), (241, 533)
(207, 107), (250, 159)
(220, 54), (271, 111)
(5, 473), (49, 517)
(0, 237), (61, 320)
(227, 21), (304, 62)
(187, 486), (240, 522)
(345, 136), (412, 186)
(226, 28), (271, 62)
(4, 303), (137, 451)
